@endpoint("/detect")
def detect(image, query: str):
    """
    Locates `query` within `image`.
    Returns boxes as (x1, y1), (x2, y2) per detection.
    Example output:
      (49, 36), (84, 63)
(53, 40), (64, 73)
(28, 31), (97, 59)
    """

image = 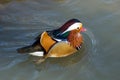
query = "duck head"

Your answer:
(53, 19), (86, 40)
(59, 19), (86, 34)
